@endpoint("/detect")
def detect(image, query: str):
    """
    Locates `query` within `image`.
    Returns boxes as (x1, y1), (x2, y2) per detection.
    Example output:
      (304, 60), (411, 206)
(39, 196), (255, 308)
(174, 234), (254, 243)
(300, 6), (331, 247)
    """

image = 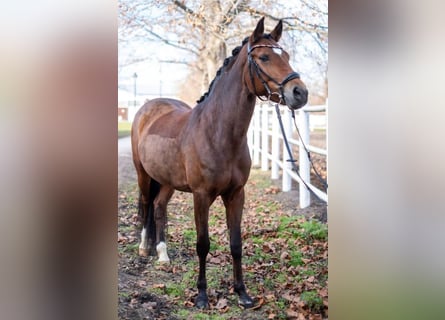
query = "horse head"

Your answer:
(245, 17), (308, 110)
